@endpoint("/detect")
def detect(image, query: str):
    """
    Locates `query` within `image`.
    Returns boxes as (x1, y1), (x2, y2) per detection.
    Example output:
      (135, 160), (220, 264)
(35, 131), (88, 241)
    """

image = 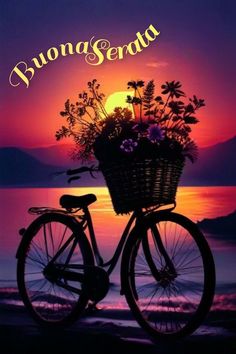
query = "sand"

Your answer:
(0, 300), (236, 354)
